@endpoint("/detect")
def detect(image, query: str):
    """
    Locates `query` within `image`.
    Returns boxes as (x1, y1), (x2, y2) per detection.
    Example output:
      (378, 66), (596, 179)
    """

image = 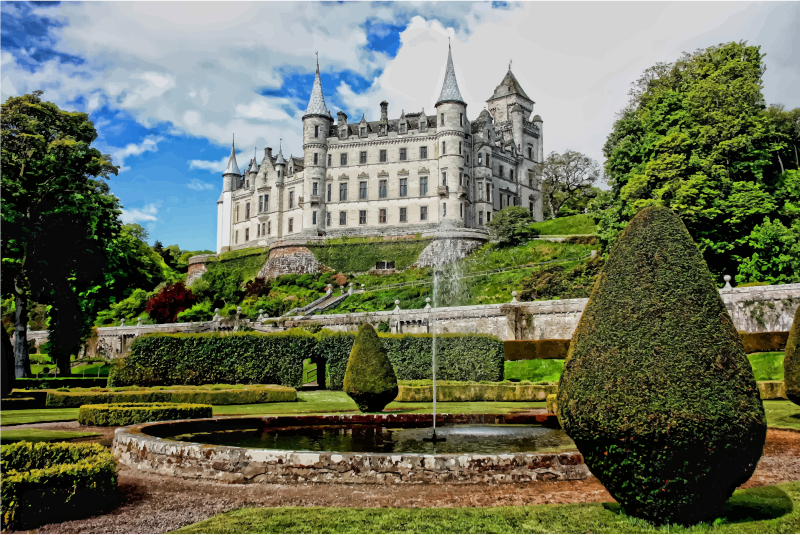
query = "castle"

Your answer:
(216, 46), (544, 253)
